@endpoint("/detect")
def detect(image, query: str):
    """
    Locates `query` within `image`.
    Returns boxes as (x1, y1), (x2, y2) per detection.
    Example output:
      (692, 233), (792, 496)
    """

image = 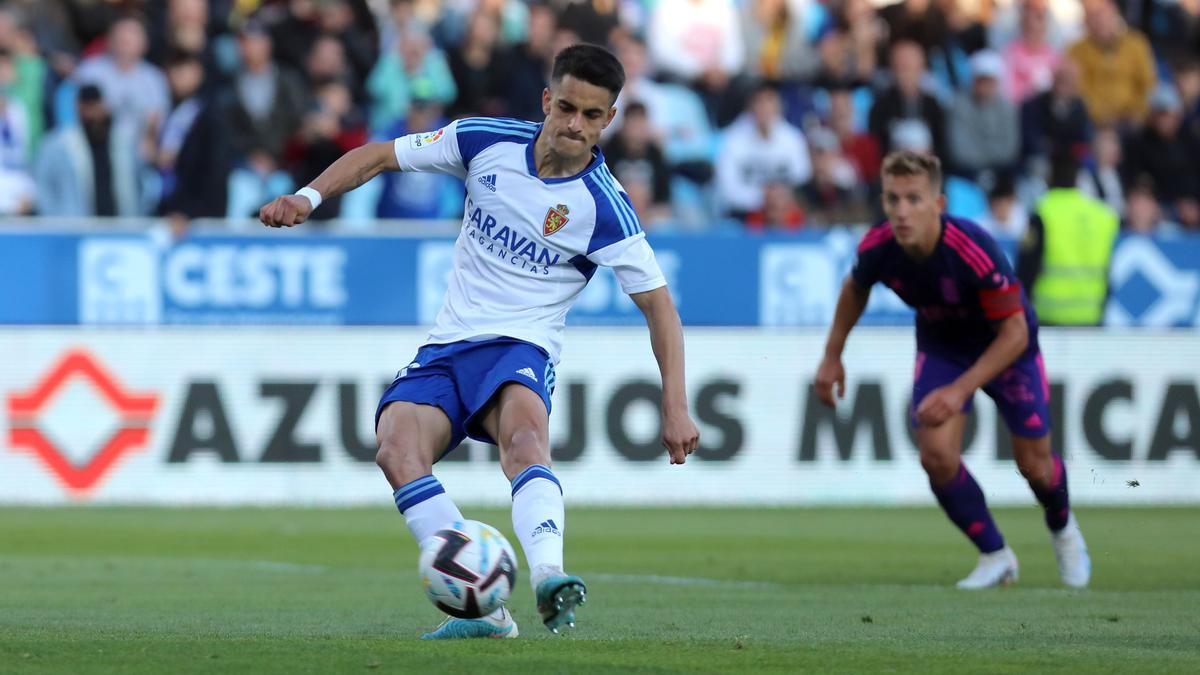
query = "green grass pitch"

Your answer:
(1, 506), (1197, 674)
